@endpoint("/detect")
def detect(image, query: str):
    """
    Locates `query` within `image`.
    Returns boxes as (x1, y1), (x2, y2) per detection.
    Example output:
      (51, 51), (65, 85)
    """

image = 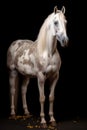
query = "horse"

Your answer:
(7, 6), (68, 128)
